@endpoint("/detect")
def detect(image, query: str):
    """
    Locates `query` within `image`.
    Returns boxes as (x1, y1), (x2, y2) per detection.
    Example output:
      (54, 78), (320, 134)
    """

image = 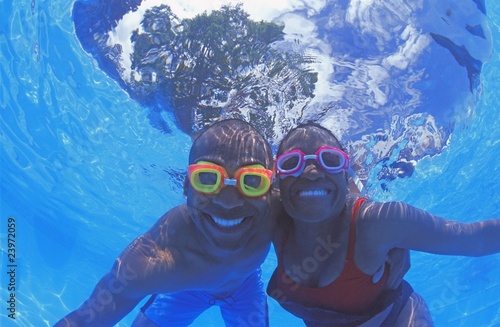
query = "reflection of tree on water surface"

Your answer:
(128, 5), (317, 139)
(73, 0), (491, 190)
